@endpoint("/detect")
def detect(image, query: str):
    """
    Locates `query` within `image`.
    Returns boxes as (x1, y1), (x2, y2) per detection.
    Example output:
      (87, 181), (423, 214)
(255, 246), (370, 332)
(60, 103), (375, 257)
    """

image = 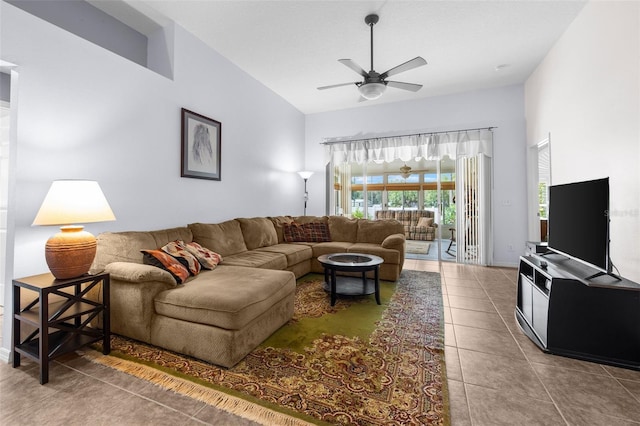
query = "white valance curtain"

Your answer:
(327, 128), (493, 164)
